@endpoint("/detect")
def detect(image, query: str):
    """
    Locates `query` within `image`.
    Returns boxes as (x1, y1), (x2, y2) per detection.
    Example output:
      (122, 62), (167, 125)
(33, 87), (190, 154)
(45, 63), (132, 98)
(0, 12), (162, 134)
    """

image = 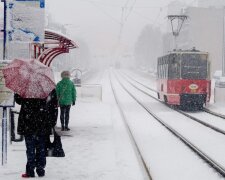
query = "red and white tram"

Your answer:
(157, 49), (211, 110)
